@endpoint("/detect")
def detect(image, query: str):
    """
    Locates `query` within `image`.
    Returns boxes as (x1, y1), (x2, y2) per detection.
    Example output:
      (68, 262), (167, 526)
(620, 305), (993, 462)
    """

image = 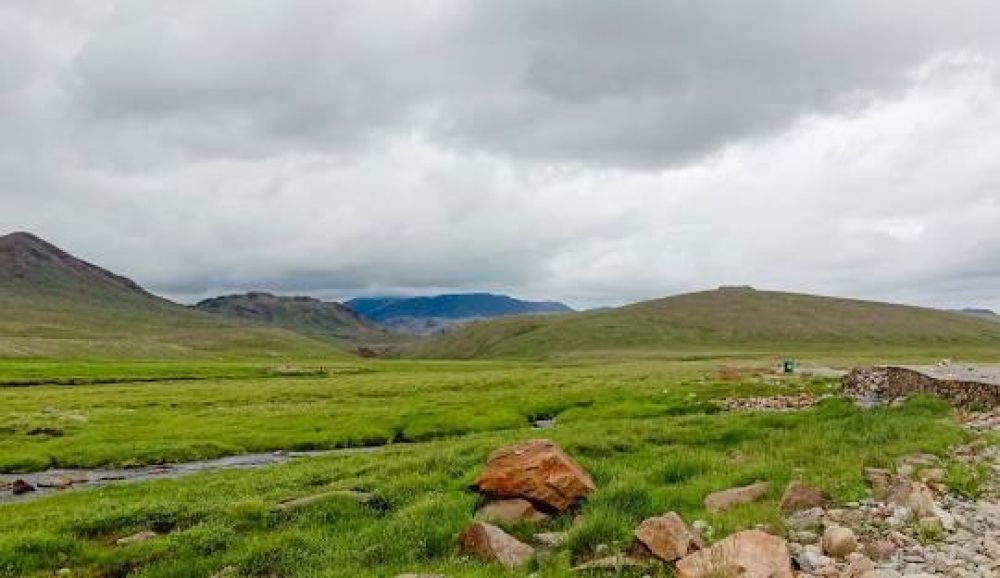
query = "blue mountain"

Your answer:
(346, 293), (572, 331)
